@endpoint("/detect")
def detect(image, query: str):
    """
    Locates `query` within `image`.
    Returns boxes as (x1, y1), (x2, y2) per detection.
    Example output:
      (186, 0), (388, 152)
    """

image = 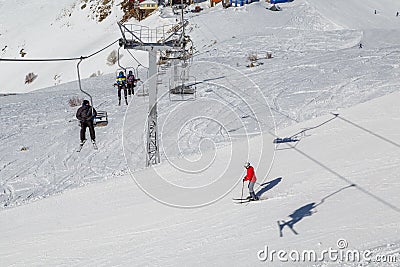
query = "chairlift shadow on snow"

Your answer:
(273, 137), (302, 151)
(185, 75), (226, 88)
(277, 184), (356, 237)
(256, 177), (282, 198)
(290, 116), (400, 214)
(336, 114), (400, 149)
(273, 113), (340, 151)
